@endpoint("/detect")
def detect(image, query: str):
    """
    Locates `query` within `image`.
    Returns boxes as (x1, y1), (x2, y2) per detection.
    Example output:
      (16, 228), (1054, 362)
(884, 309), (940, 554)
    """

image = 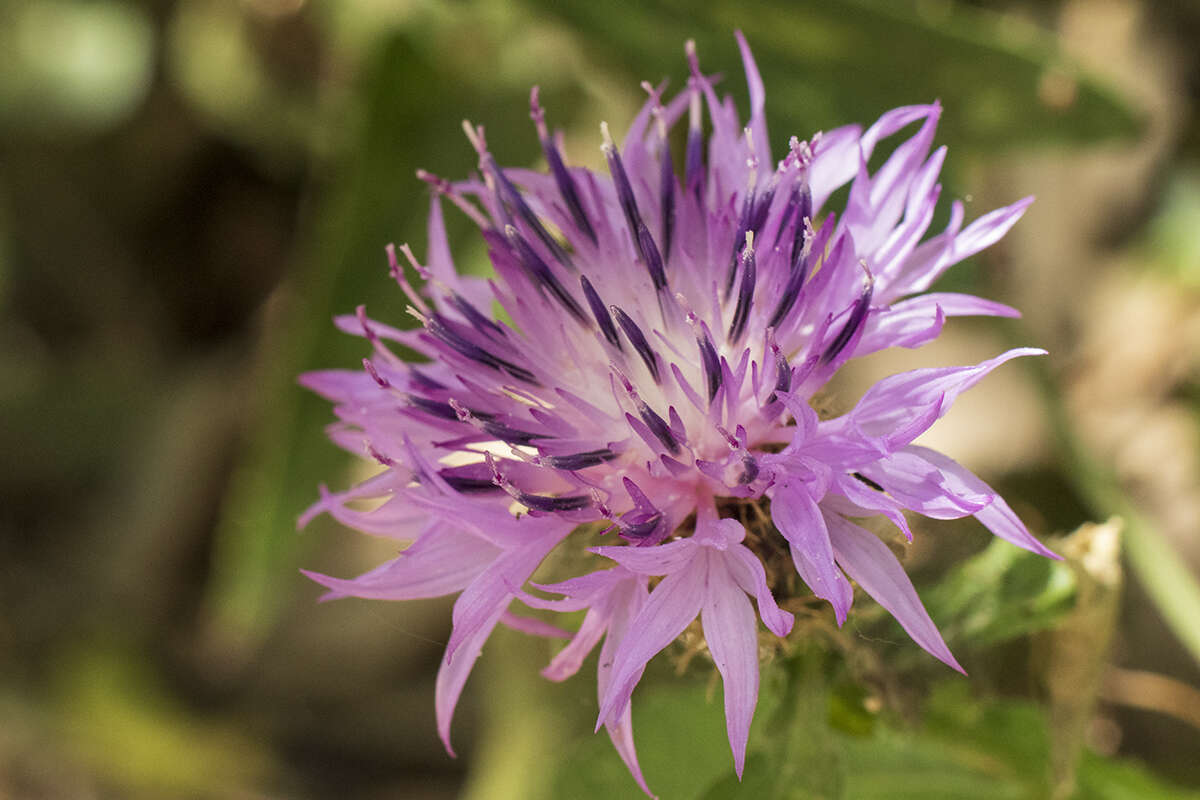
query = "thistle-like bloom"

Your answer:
(301, 33), (1053, 794)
